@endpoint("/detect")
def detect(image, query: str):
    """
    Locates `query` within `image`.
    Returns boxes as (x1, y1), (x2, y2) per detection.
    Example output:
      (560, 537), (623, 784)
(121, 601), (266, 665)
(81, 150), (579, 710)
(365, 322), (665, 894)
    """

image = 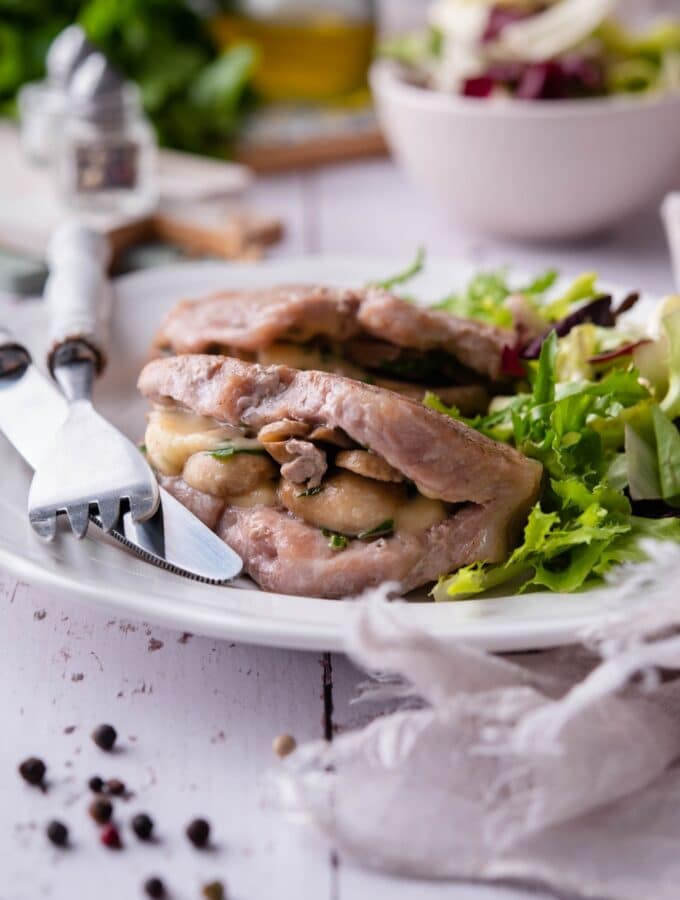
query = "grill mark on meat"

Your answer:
(140, 356), (542, 598)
